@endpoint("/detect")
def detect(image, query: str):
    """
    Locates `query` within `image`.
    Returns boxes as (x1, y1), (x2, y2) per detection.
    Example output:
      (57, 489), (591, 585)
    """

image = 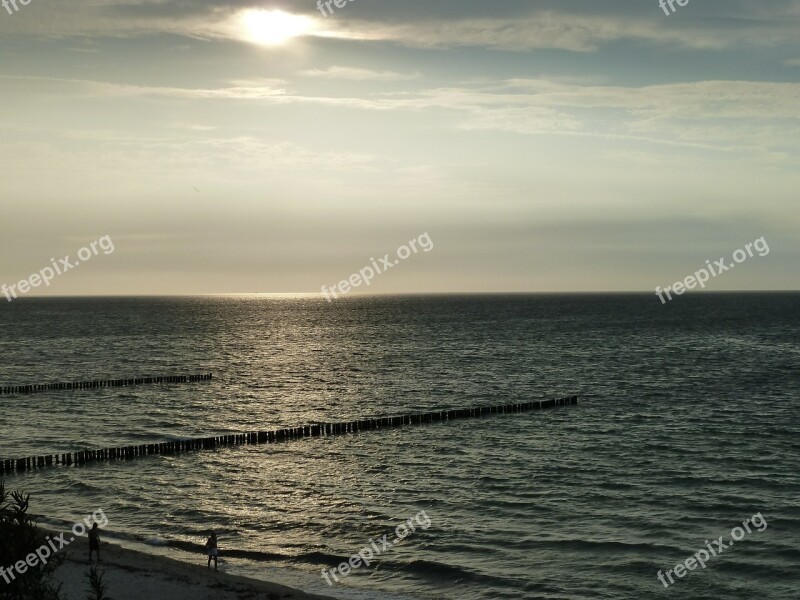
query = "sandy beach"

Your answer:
(52, 540), (334, 600)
